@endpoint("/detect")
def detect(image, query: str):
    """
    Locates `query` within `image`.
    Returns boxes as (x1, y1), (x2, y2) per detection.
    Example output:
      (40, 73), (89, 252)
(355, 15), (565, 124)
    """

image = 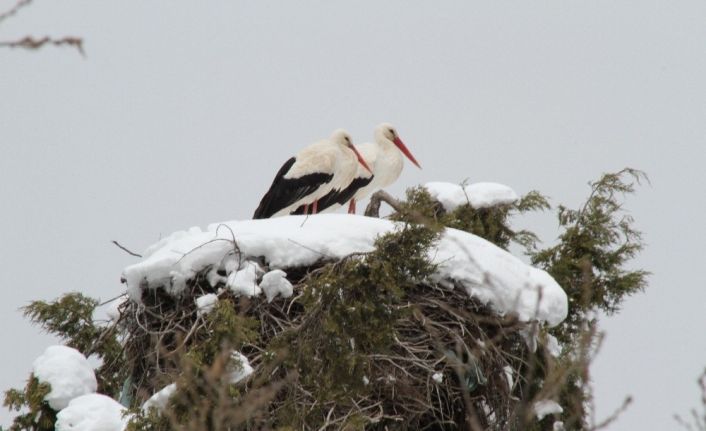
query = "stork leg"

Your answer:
(348, 199), (356, 214)
(304, 203), (310, 215)
(312, 200), (318, 214)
